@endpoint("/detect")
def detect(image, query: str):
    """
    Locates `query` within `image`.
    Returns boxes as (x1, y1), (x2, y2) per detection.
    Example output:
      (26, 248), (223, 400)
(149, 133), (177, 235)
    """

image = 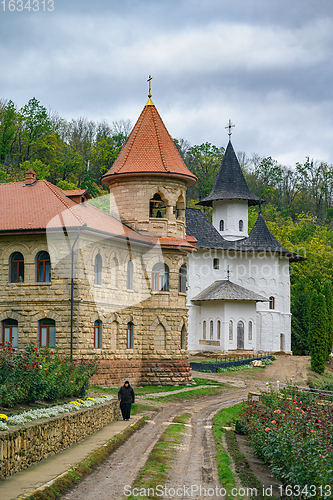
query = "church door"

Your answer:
(237, 321), (244, 349)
